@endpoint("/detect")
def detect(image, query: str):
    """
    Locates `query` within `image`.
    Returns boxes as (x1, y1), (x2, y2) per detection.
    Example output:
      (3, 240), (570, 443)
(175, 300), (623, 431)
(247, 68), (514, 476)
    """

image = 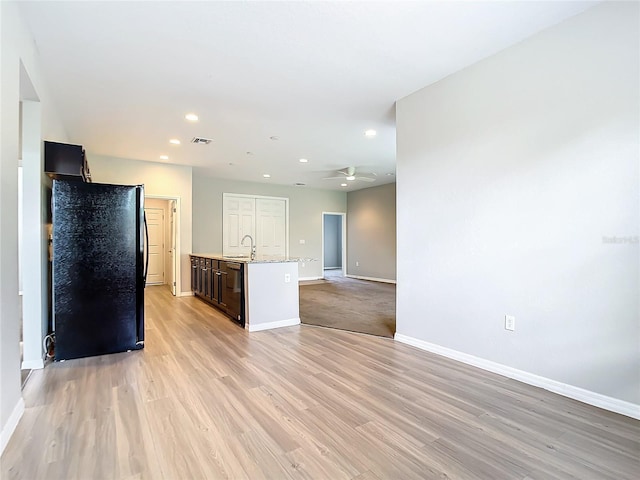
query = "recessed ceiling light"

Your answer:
(365, 129), (377, 137)
(159, 155), (169, 160)
(185, 113), (199, 122)
(263, 174), (271, 178)
(341, 183), (348, 187)
(299, 158), (308, 163)
(346, 175), (356, 181)
(169, 138), (180, 145)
